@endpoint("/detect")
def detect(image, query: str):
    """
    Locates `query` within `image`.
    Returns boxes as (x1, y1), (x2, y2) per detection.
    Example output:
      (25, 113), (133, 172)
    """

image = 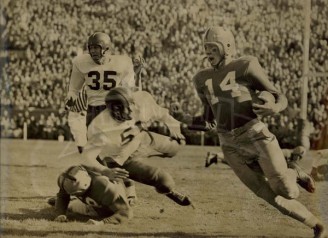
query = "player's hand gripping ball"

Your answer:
(252, 91), (277, 116)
